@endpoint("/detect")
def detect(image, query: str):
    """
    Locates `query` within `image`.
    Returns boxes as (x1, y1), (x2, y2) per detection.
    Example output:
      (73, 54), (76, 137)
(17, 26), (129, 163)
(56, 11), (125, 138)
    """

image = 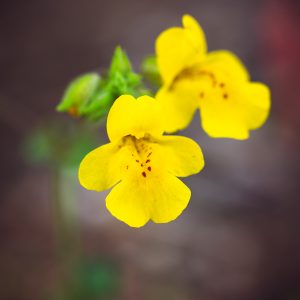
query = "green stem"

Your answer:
(51, 165), (81, 298)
